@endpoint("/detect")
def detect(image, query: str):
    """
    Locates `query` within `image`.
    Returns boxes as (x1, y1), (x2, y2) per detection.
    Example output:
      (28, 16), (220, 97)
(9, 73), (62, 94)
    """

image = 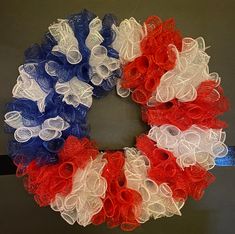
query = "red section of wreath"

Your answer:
(92, 151), (142, 231)
(16, 136), (99, 207)
(142, 80), (229, 130)
(121, 16), (182, 104)
(136, 134), (215, 201)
